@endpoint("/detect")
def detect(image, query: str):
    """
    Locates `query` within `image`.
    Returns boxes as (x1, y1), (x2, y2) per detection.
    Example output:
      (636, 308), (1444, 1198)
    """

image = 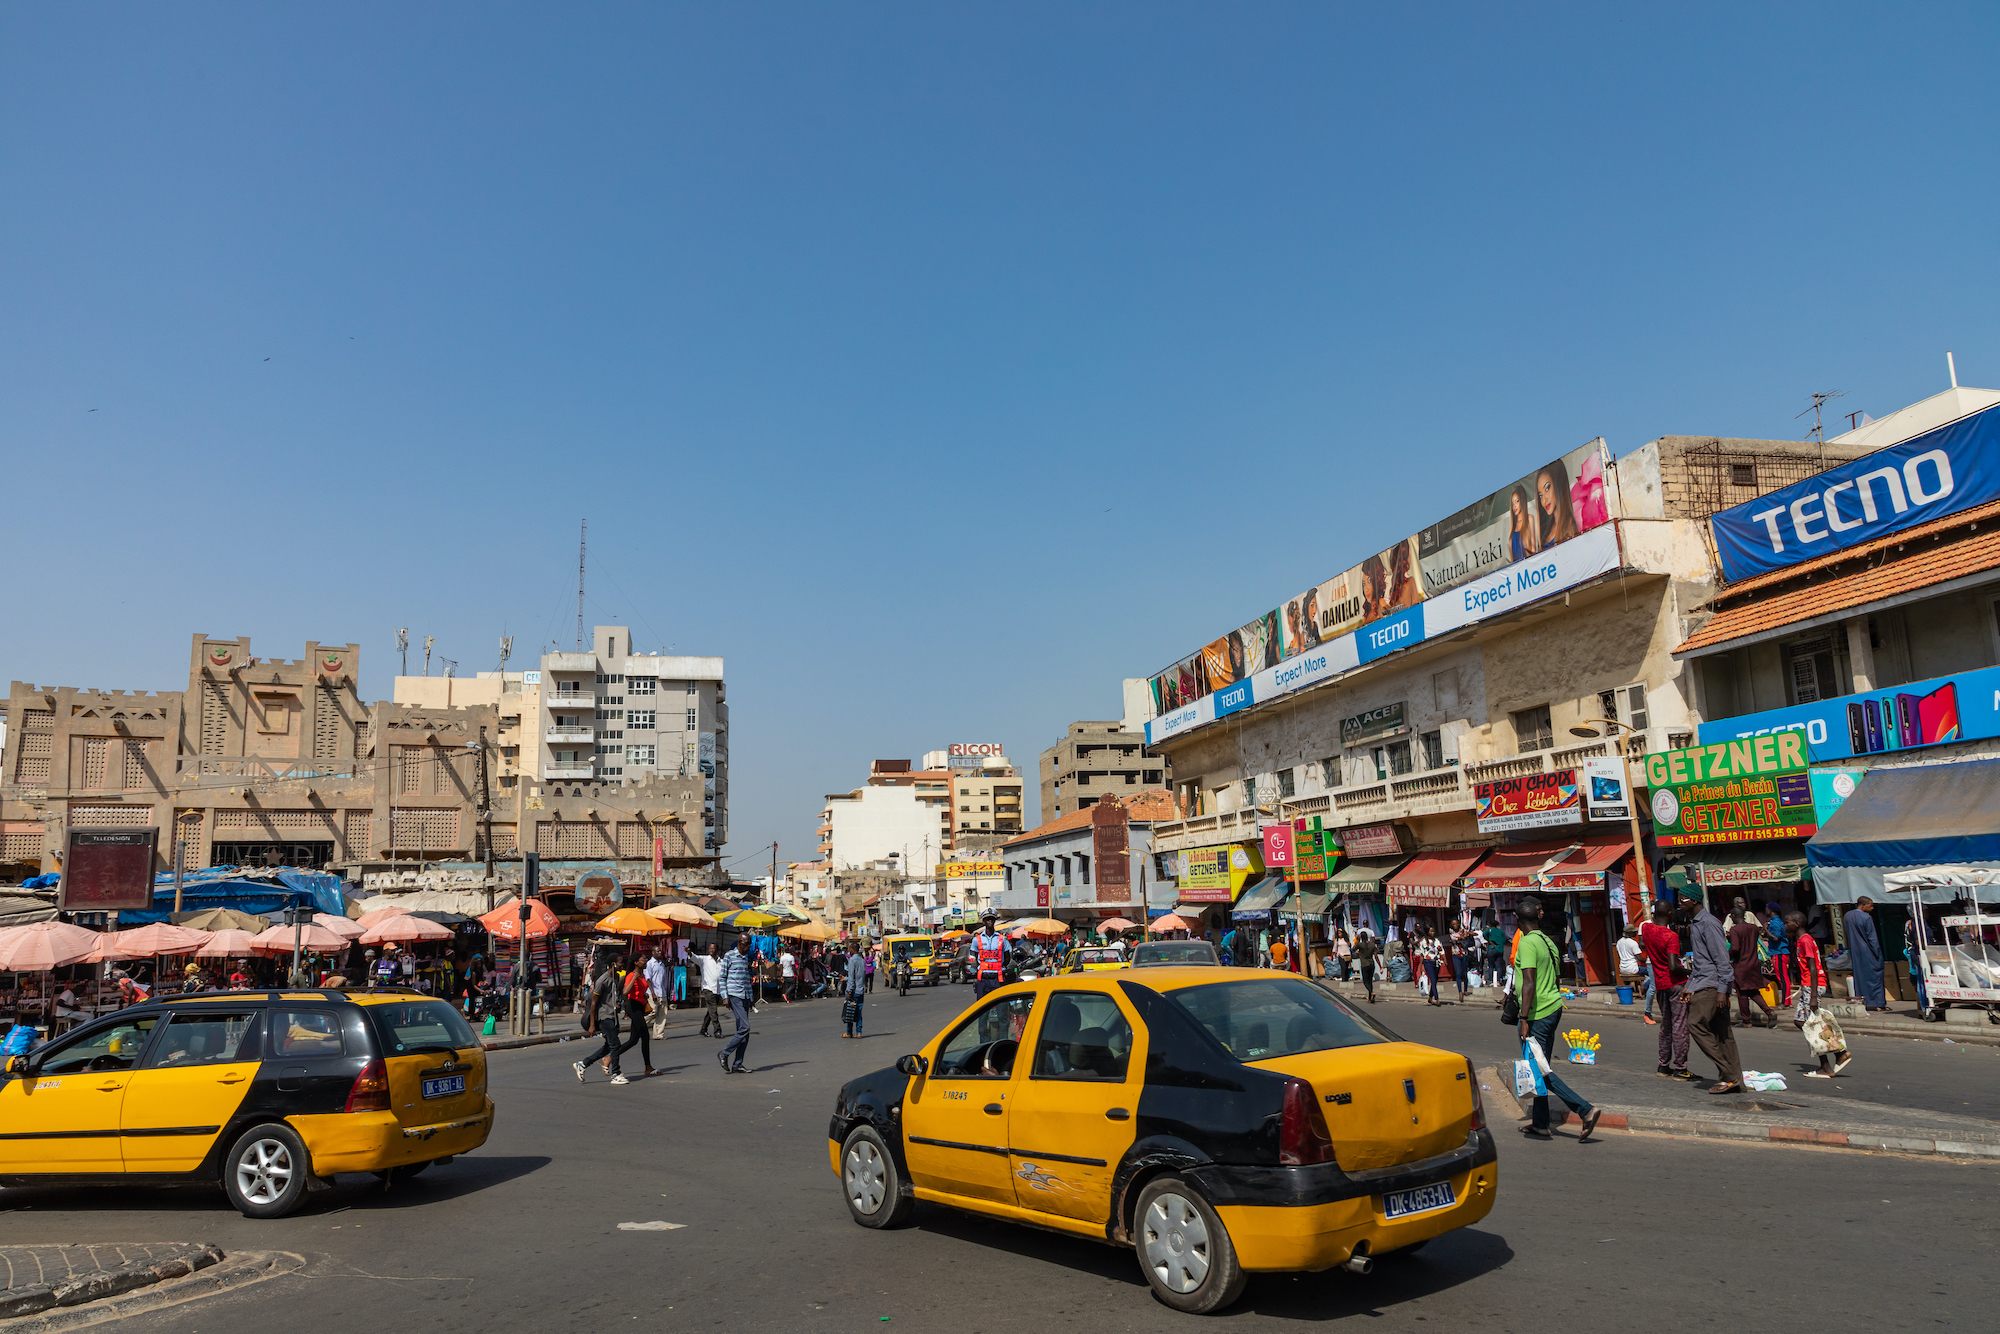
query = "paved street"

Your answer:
(2, 980), (1995, 1330)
